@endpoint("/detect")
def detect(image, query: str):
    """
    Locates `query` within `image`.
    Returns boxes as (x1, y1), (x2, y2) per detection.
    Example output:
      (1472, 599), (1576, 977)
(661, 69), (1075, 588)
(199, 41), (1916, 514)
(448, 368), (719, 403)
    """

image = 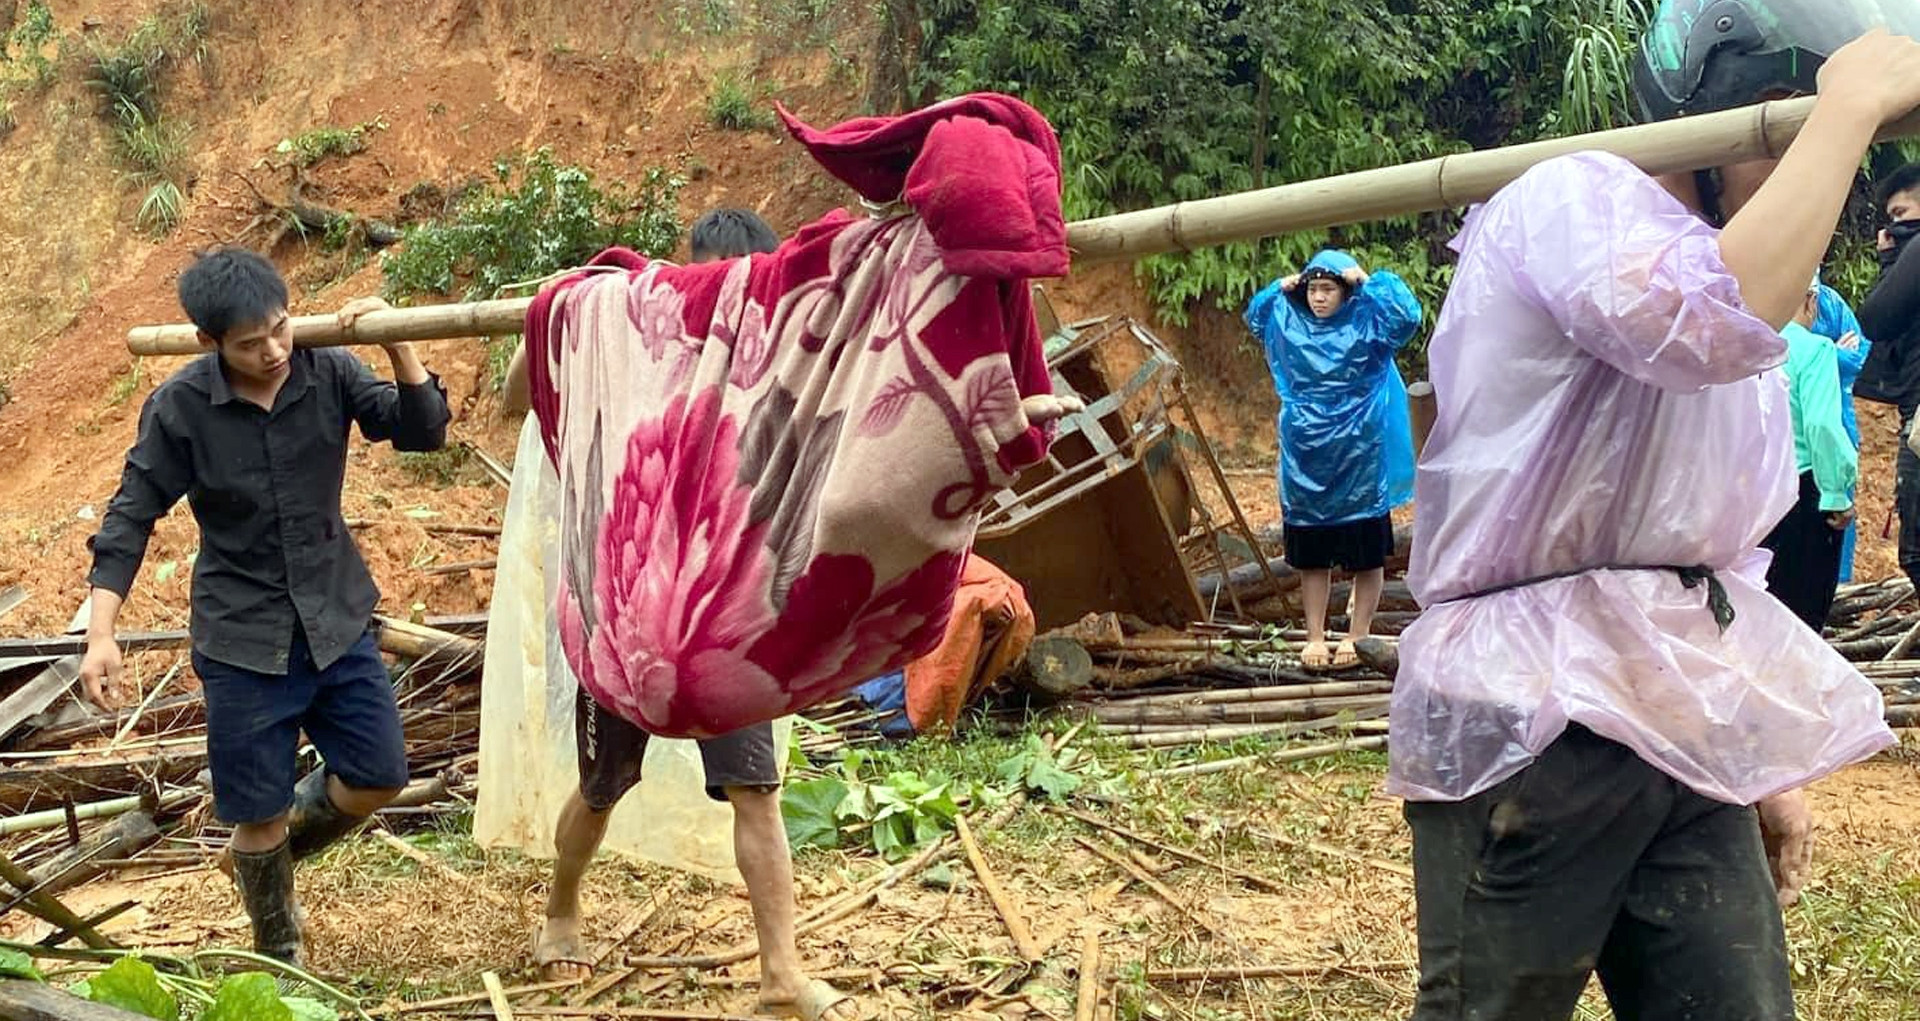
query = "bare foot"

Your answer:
(534, 916), (592, 983)
(1301, 641), (1332, 671)
(760, 978), (861, 1021)
(1332, 640), (1360, 669)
